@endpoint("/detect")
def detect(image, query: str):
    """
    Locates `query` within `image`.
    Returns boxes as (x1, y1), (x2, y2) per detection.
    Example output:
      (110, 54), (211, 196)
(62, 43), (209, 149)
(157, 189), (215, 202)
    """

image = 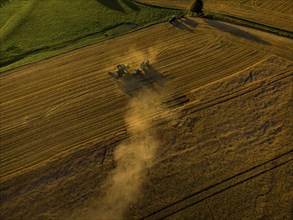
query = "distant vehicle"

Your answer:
(169, 15), (177, 23)
(108, 60), (150, 80)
